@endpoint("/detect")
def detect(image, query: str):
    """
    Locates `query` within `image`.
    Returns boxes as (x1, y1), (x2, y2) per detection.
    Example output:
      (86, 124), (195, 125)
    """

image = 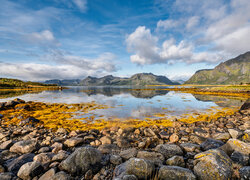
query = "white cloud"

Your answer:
(72, 0), (87, 12)
(157, 19), (181, 31)
(0, 52), (117, 81)
(30, 30), (55, 41)
(186, 16), (199, 30)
